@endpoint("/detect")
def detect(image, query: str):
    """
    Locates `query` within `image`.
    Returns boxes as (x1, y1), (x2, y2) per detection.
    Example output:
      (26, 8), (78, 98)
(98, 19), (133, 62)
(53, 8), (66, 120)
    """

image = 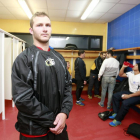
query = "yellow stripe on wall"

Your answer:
(0, 19), (107, 51)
